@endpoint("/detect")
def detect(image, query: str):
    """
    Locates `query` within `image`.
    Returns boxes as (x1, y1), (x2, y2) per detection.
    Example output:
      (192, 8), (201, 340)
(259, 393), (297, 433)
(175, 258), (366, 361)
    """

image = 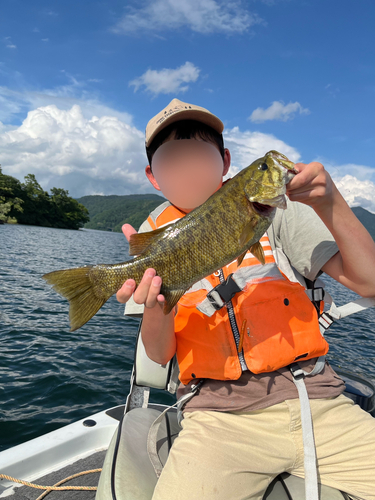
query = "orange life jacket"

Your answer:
(147, 202), (329, 385)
